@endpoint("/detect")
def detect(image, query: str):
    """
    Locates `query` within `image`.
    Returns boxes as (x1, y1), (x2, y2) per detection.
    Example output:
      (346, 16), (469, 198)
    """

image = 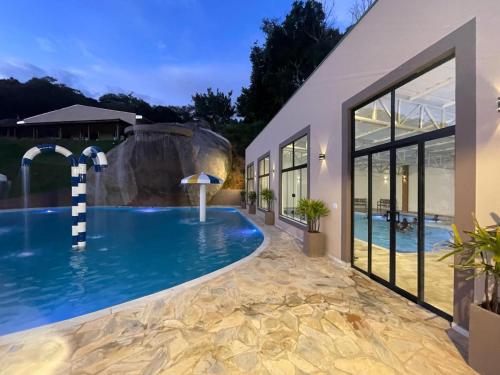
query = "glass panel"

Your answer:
(281, 167), (307, 223)
(258, 158), (265, 176)
(264, 157), (269, 174)
(294, 136), (308, 166)
(395, 145), (418, 296)
(424, 136), (455, 314)
(395, 59), (455, 140)
(282, 143), (293, 169)
(246, 164), (254, 194)
(281, 170), (294, 218)
(354, 93), (391, 150)
(371, 150), (390, 281)
(353, 156), (369, 271)
(258, 175), (269, 209)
